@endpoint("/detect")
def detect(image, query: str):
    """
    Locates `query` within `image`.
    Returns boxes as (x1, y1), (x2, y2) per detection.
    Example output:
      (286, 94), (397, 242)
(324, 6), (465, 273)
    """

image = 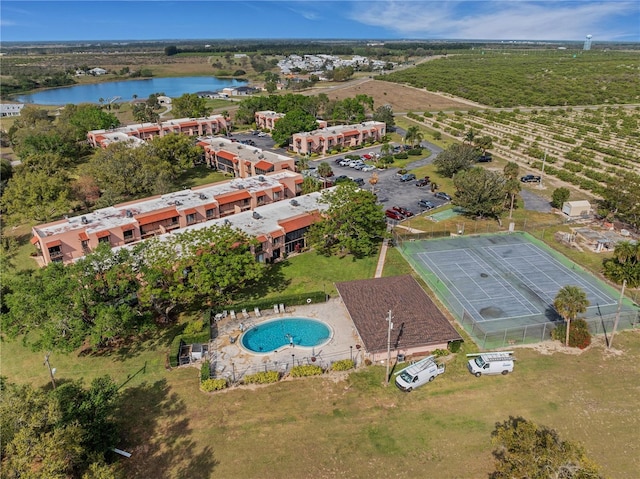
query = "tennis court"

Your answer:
(401, 232), (636, 345)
